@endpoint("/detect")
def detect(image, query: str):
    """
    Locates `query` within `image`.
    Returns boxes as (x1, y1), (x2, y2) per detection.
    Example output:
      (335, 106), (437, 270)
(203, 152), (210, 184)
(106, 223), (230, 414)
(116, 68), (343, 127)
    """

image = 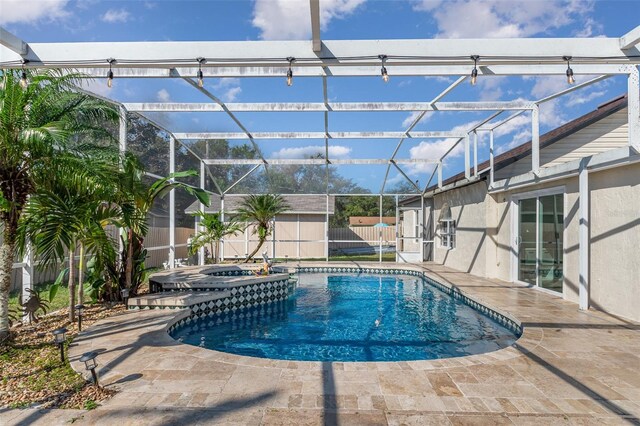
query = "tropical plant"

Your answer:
(0, 69), (118, 339)
(17, 157), (120, 321)
(189, 211), (242, 264)
(111, 154), (209, 298)
(235, 194), (289, 262)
